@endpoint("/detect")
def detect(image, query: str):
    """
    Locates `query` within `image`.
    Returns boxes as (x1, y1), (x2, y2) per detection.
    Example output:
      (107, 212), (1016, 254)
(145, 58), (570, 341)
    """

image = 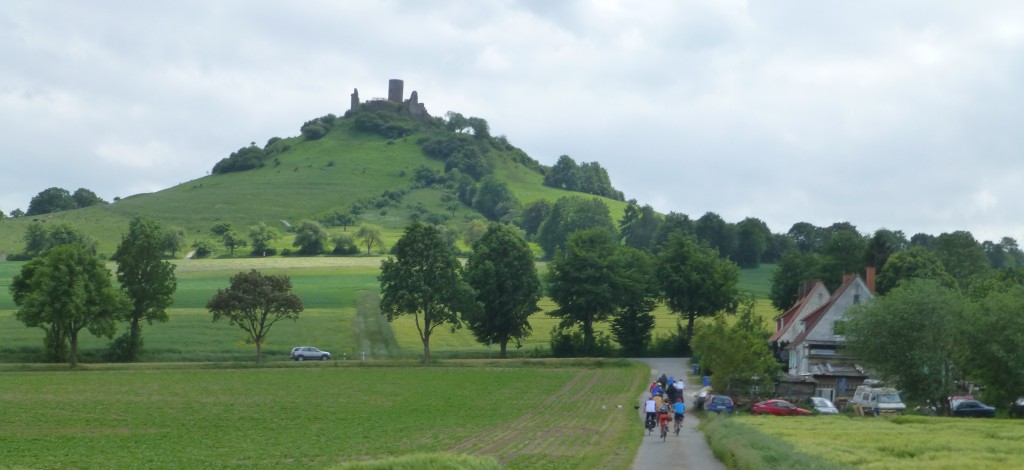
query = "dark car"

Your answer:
(1010, 398), (1024, 418)
(751, 399), (812, 416)
(705, 395), (734, 414)
(290, 346), (331, 361)
(951, 399), (995, 418)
